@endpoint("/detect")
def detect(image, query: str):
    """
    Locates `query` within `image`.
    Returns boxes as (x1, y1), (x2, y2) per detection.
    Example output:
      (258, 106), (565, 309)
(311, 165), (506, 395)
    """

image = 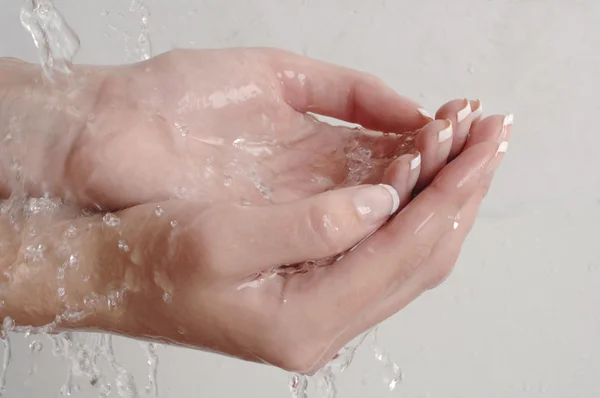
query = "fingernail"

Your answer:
(503, 114), (514, 126)
(417, 108), (435, 121)
(438, 120), (453, 143)
(471, 99), (483, 119)
(354, 184), (400, 222)
(410, 152), (421, 170)
(457, 99), (471, 123)
(497, 141), (509, 154)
